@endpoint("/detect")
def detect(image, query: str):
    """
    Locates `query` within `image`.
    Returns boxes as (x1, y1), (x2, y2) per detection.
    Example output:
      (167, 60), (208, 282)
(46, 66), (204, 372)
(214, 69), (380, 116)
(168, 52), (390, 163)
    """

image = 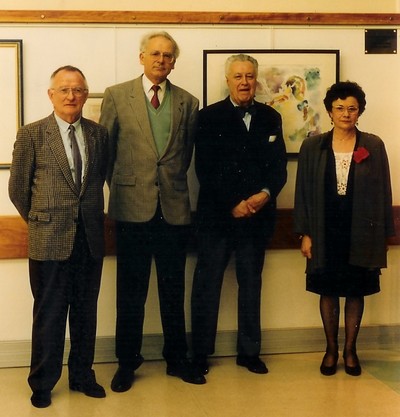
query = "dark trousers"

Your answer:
(28, 226), (103, 392)
(115, 211), (189, 365)
(191, 227), (266, 358)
